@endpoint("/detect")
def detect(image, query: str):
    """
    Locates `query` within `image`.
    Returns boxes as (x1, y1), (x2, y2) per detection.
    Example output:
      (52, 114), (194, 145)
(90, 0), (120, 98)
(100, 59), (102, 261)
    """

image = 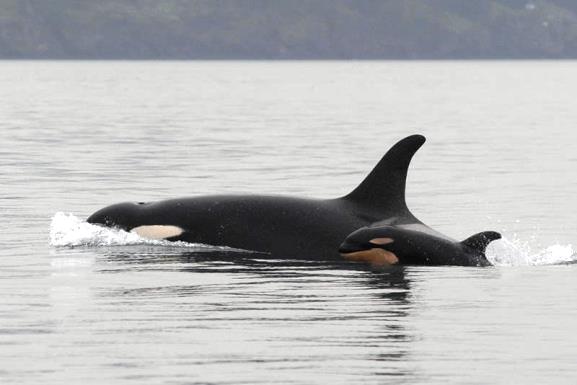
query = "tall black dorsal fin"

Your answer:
(342, 135), (426, 215)
(461, 231), (502, 253)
